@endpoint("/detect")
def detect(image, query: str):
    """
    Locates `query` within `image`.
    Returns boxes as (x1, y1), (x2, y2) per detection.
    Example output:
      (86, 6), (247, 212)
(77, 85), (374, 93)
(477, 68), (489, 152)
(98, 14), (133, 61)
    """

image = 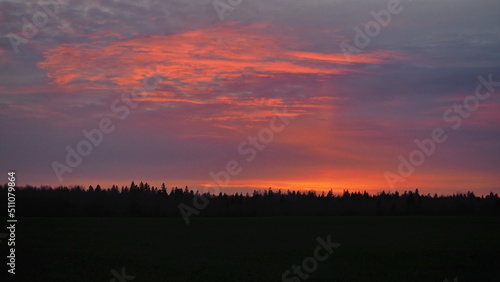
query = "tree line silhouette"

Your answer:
(2, 182), (499, 217)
